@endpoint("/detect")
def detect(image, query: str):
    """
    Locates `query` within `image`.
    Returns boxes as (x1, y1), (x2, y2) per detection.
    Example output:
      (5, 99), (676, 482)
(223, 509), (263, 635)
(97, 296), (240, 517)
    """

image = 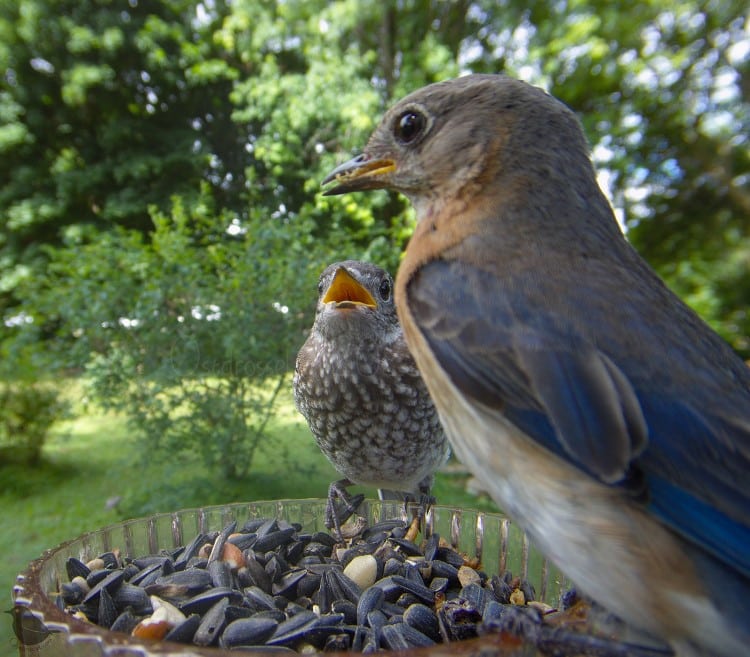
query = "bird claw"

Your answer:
(325, 480), (365, 541)
(403, 492), (435, 542)
(414, 492), (436, 518)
